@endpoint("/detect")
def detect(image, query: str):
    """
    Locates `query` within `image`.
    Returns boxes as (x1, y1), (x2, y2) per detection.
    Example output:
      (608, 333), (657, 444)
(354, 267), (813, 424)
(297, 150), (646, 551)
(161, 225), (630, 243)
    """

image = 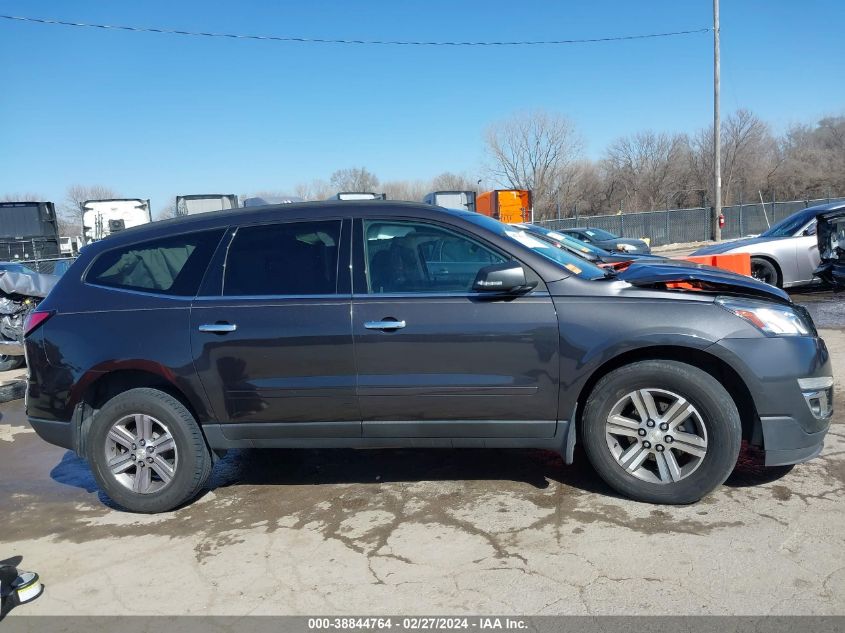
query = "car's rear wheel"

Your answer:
(751, 257), (780, 287)
(86, 388), (212, 513)
(581, 360), (741, 504)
